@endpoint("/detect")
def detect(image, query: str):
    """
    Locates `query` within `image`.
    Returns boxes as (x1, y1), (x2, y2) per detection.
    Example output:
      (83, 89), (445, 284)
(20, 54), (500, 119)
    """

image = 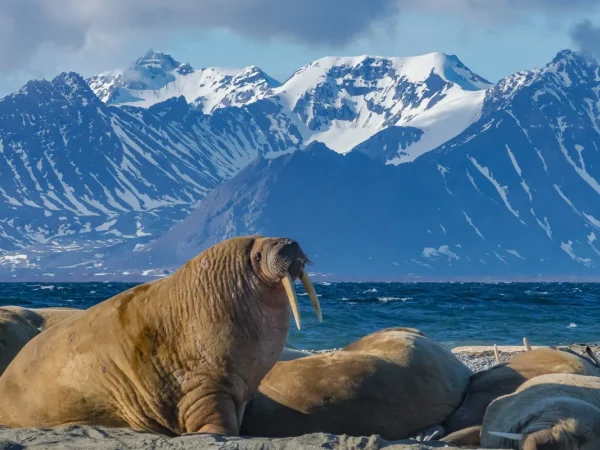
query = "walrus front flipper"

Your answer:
(181, 392), (239, 435)
(441, 426), (482, 446)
